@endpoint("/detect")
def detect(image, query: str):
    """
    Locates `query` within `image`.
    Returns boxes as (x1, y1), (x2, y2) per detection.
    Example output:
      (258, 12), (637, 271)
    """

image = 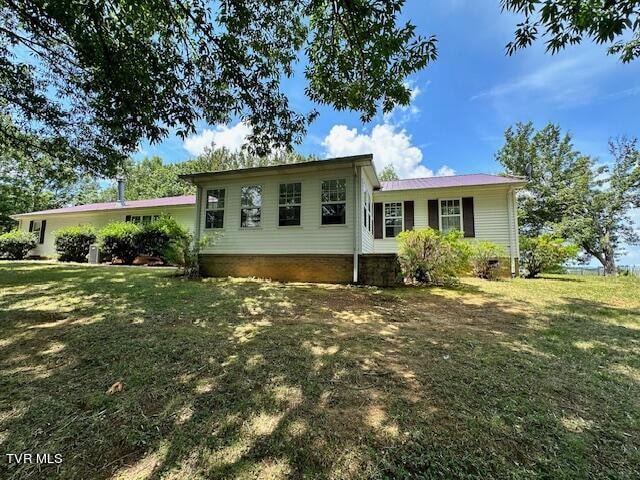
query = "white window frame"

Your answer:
(205, 188), (225, 229)
(240, 184), (263, 228)
(31, 220), (42, 239)
(126, 214), (162, 225)
(320, 178), (347, 226)
(363, 189), (373, 233)
(383, 202), (404, 239)
(439, 198), (463, 234)
(278, 182), (302, 227)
